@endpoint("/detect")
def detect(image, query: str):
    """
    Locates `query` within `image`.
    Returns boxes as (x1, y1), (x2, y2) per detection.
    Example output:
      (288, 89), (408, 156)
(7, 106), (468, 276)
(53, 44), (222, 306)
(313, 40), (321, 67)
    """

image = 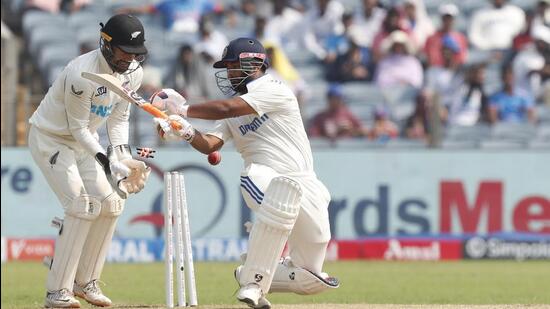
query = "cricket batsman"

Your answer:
(152, 38), (339, 309)
(28, 14), (151, 308)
